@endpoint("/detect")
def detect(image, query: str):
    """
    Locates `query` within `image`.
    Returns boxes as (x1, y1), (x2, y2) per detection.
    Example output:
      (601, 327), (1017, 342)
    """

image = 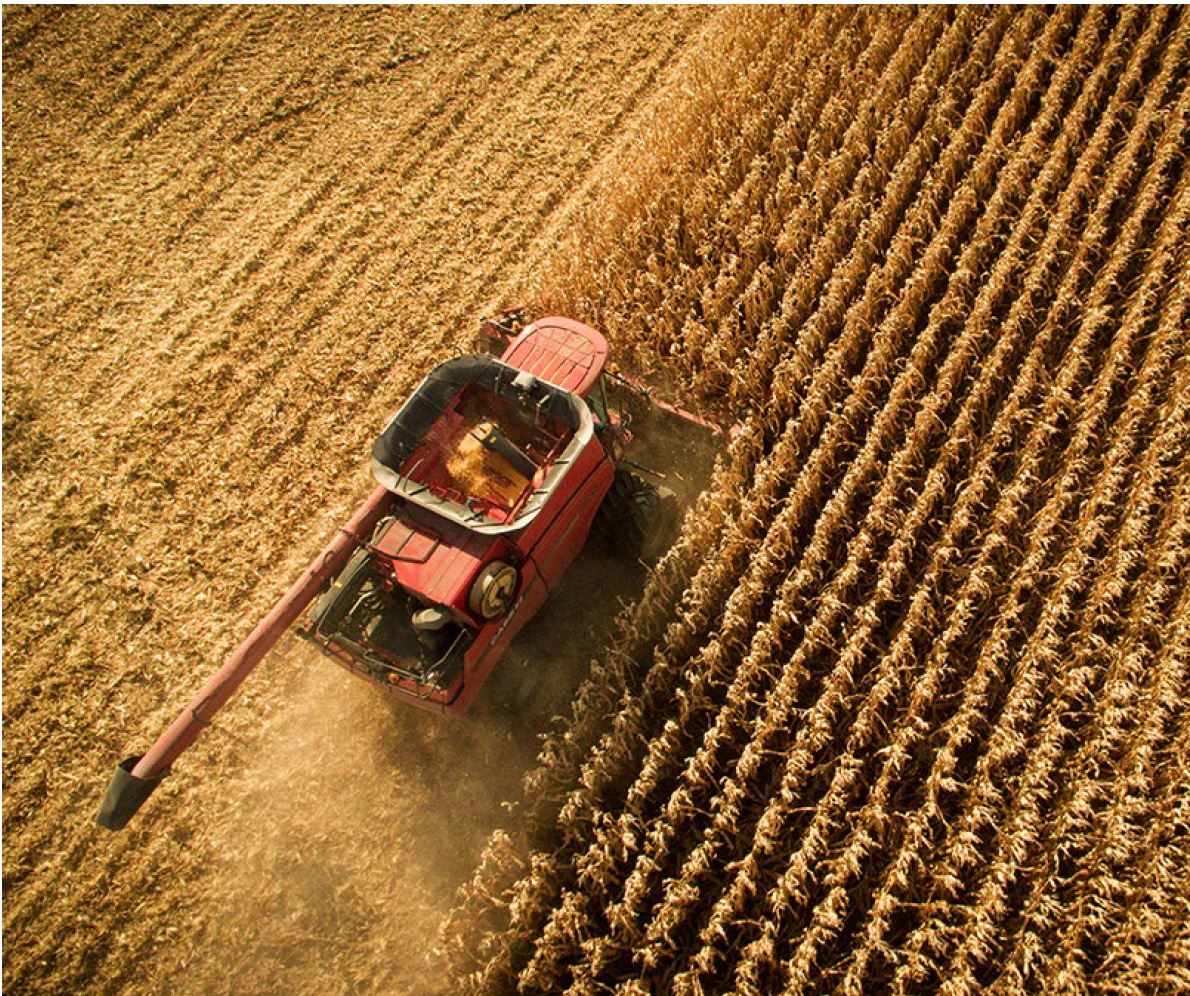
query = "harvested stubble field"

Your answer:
(4, 5), (1189, 996)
